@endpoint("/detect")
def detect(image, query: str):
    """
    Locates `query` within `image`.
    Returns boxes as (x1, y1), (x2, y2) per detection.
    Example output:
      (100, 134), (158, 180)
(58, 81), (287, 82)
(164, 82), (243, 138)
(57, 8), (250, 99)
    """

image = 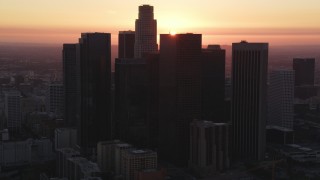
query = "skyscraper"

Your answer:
(115, 54), (159, 148)
(4, 91), (22, 133)
(158, 33), (202, 167)
(134, 5), (157, 58)
(118, 31), (135, 58)
(201, 45), (225, 122)
(231, 41), (268, 161)
(293, 58), (317, 99)
(63, 44), (78, 126)
(293, 58), (315, 86)
(47, 83), (64, 118)
(268, 69), (294, 130)
(115, 58), (149, 147)
(78, 33), (112, 156)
